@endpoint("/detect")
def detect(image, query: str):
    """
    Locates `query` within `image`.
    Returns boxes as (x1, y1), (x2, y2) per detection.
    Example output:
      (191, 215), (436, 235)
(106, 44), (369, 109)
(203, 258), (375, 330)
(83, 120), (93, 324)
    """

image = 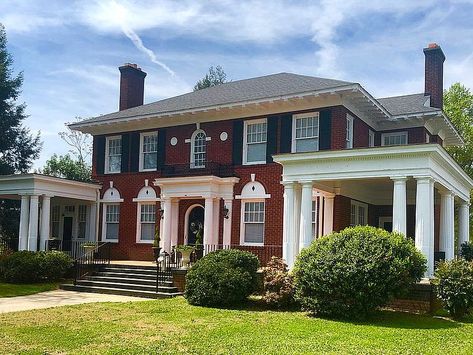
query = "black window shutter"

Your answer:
(232, 120), (244, 165)
(95, 135), (105, 175)
(319, 110), (332, 150)
(129, 132), (140, 172)
(279, 114), (292, 153)
(120, 133), (130, 173)
(266, 115), (278, 163)
(157, 129), (167, 169)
